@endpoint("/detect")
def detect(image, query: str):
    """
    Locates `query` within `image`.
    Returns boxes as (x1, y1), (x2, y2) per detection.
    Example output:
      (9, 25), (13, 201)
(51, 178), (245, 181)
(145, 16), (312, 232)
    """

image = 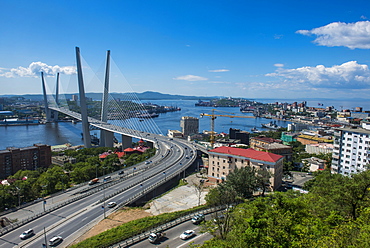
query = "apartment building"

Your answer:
(0, 144), (51, 179)
(208, 146), (284, 190)
(331, 126), (370, 175)
(180, 116), (199, 137)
